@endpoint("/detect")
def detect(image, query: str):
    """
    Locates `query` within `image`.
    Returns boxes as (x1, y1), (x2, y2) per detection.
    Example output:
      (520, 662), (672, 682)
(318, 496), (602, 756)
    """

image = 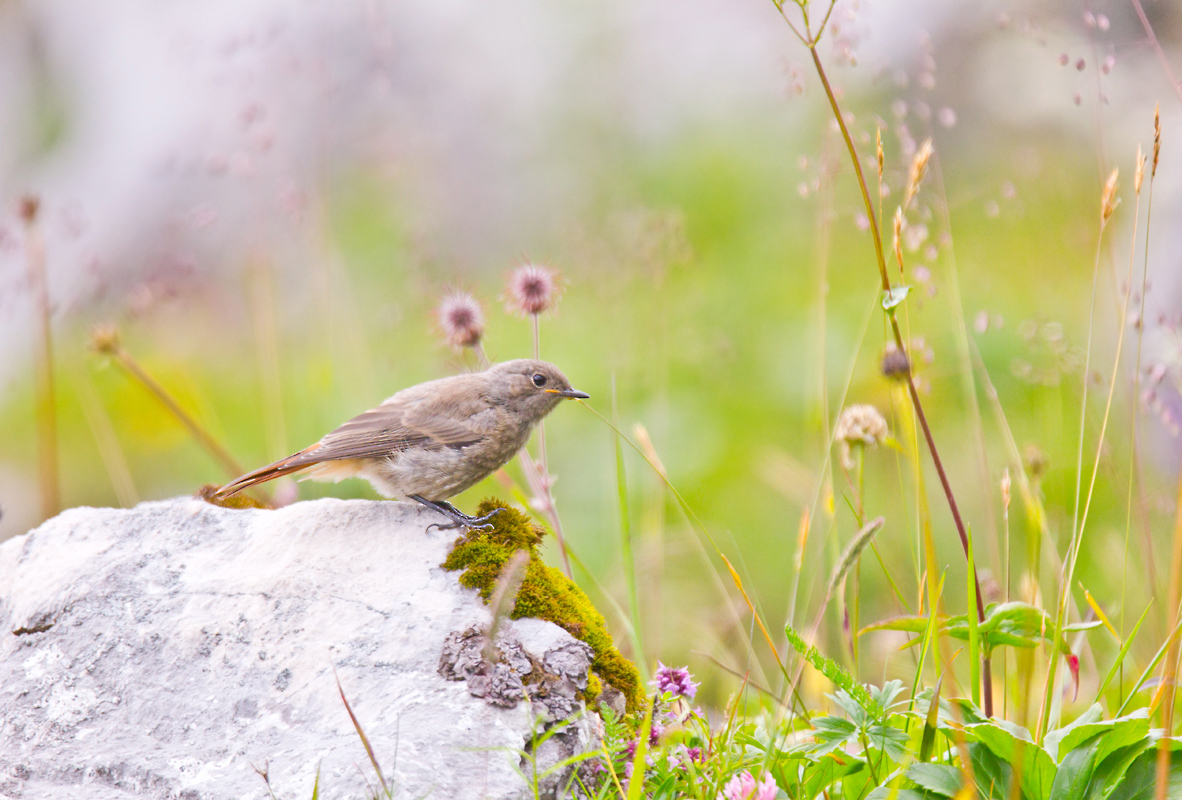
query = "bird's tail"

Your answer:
(214, 444), (322, 498)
